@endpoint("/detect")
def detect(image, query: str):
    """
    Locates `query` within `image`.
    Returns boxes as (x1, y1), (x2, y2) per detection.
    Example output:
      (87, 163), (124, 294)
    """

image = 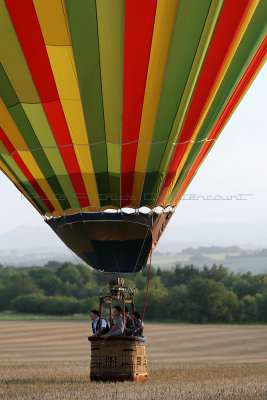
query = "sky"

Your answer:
(0, 63), (266, 237)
